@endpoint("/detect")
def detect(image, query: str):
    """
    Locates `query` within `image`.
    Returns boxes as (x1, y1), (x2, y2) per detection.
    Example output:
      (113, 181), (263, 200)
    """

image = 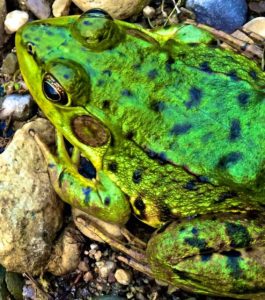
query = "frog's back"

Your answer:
(93, 39), (265, 191)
